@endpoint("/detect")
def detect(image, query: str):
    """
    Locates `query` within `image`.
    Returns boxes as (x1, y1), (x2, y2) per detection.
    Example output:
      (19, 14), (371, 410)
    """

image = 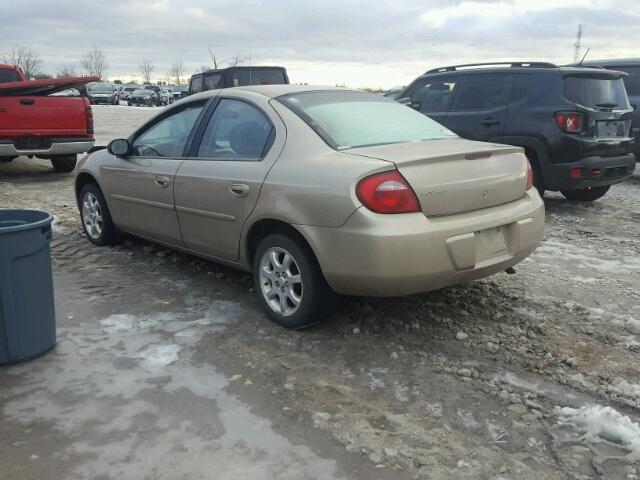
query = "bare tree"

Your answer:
(230, 51), (249, 67)
(57, 64), (77, 78)
(0, 44), (43, 79)
(170, 61), (184, 85)
(208, 45), (218, 70)
(139, 60), (154, 84)
(80, 47), (108, 79)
